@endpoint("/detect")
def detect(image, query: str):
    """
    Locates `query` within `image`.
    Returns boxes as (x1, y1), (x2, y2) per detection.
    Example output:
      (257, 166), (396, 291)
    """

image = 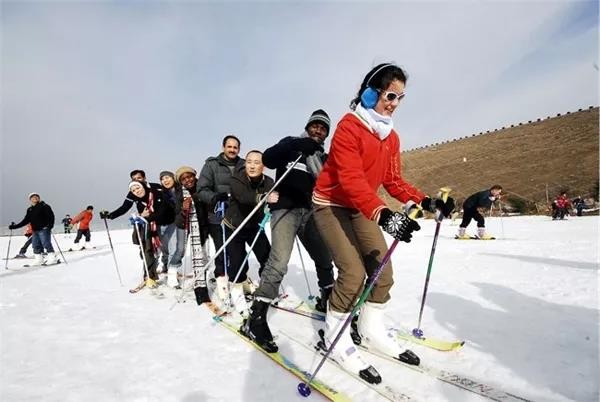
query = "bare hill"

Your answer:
(384, 107), (598, 211)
